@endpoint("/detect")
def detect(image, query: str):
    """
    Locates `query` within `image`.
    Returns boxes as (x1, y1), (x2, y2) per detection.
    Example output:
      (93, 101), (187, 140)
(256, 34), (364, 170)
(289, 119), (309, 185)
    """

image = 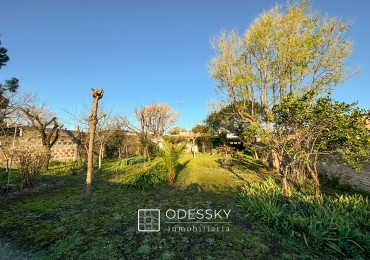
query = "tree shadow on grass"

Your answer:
(176, 159), (190, 173)
(215, 159), (252, 183)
